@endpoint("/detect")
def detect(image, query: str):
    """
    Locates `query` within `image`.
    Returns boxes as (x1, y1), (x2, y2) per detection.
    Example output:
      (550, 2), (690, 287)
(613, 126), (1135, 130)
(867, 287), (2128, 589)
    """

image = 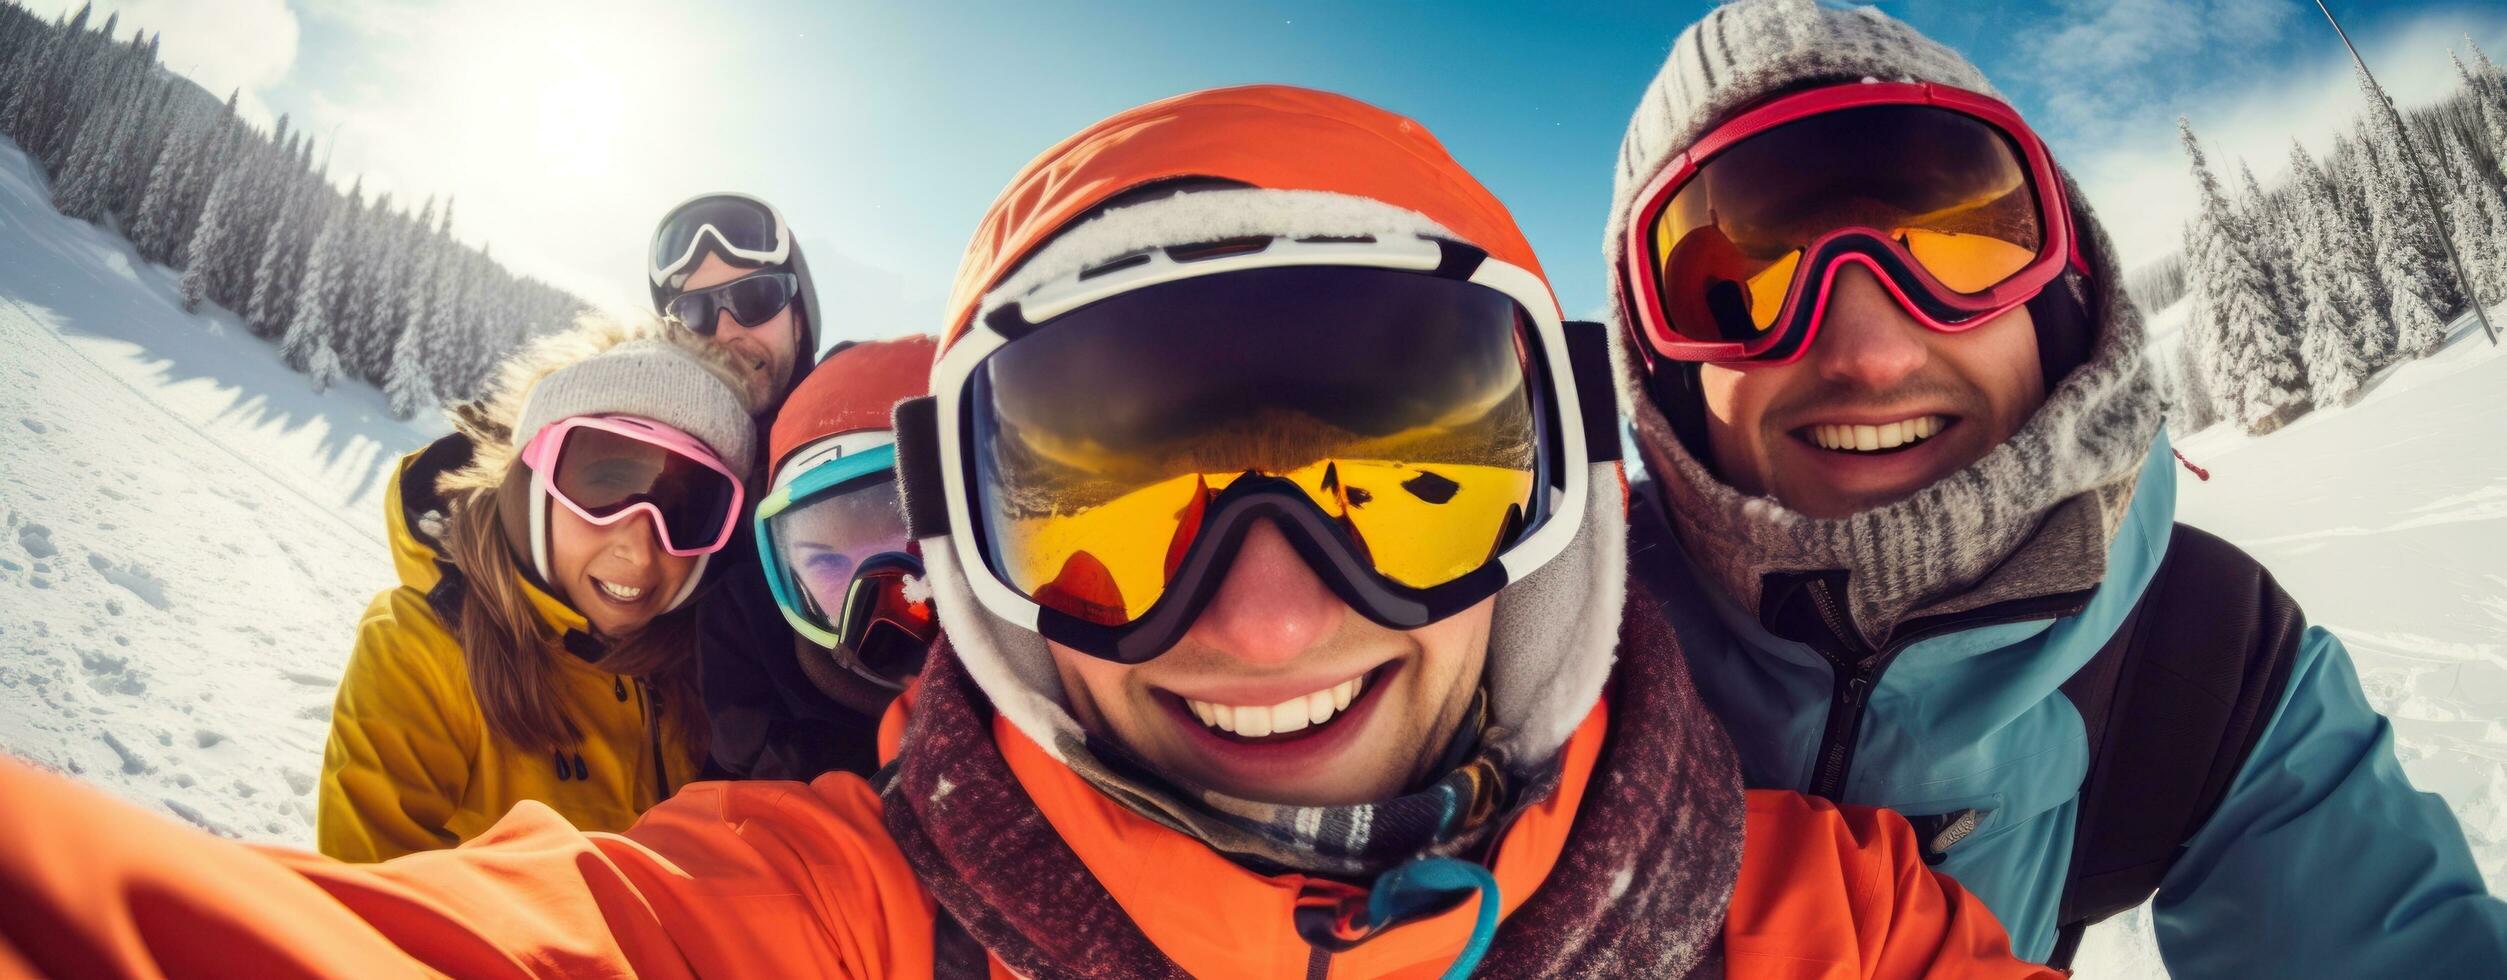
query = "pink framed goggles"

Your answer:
(1619, 81), (2087, 366)
(518, 415), (746, 559)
